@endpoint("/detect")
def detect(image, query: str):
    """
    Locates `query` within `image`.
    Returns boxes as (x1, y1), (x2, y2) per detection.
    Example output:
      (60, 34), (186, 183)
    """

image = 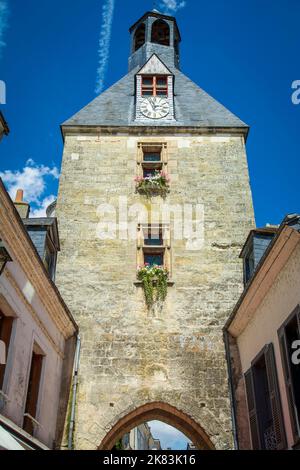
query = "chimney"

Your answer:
(14, 189), (30, 219)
